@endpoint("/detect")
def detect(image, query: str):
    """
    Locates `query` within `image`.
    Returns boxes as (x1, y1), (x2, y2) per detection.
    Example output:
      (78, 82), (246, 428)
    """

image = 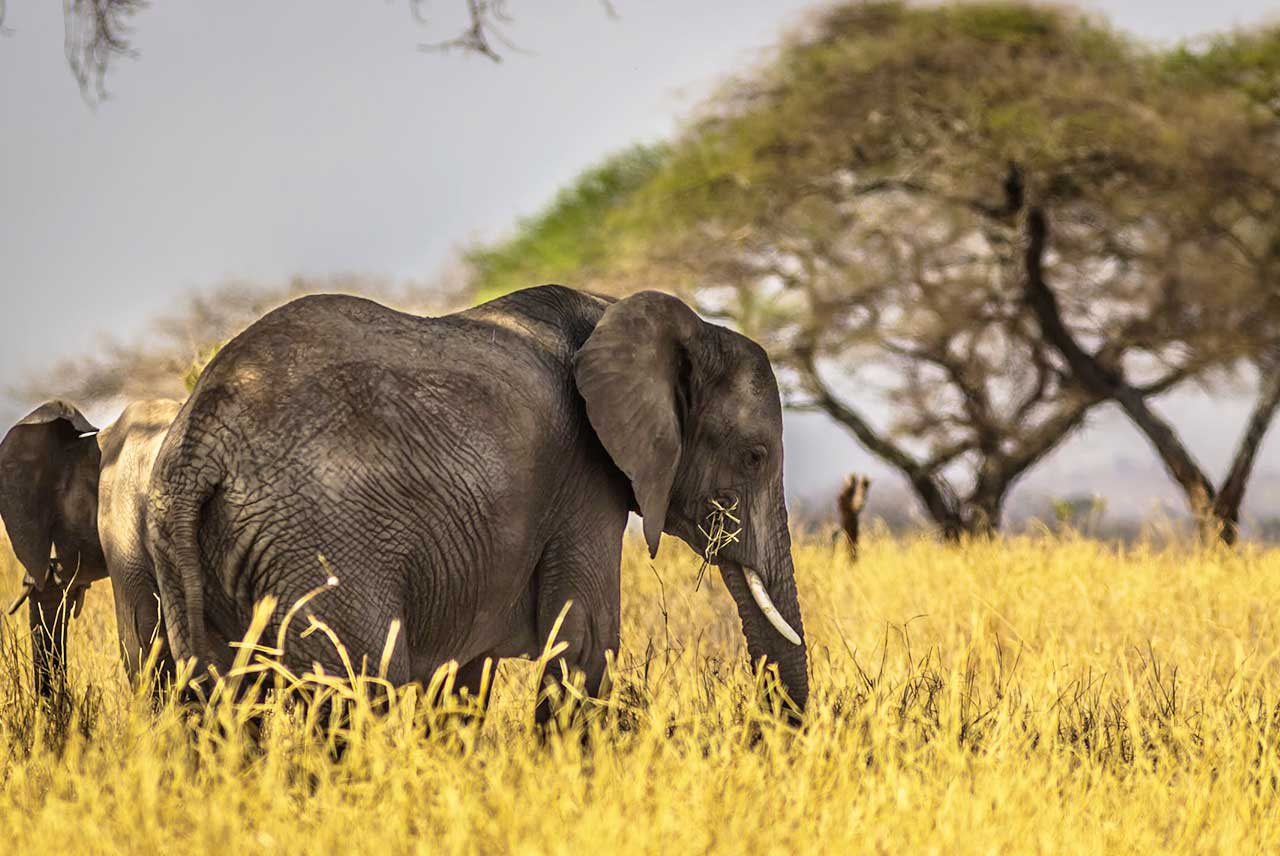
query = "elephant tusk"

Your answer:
(7, 581), (34, 616)
(743, 567), (802, 646)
